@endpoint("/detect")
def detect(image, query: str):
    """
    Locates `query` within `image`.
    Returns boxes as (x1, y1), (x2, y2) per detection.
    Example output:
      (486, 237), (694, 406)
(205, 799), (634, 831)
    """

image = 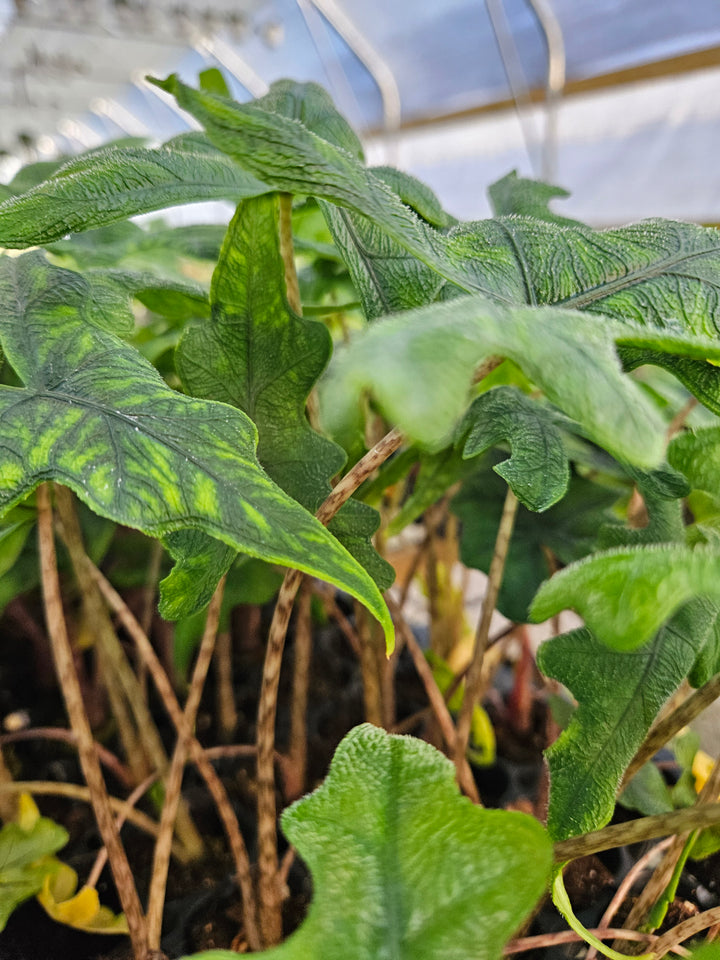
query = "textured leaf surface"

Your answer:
(0, 252), (392, 641)
(322, 295), (665, 464)
(453, 462), (621, 622)
(151, 75), (519, 302)
(669, 426), (720, 498)
(531, 544), (720, 651)
(0, 139), (269, 246)
(538, 602), (716, 839)
(175, 193), (392, 590)
(183, 724), (551, 960)
(458, 386), (570, 511)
